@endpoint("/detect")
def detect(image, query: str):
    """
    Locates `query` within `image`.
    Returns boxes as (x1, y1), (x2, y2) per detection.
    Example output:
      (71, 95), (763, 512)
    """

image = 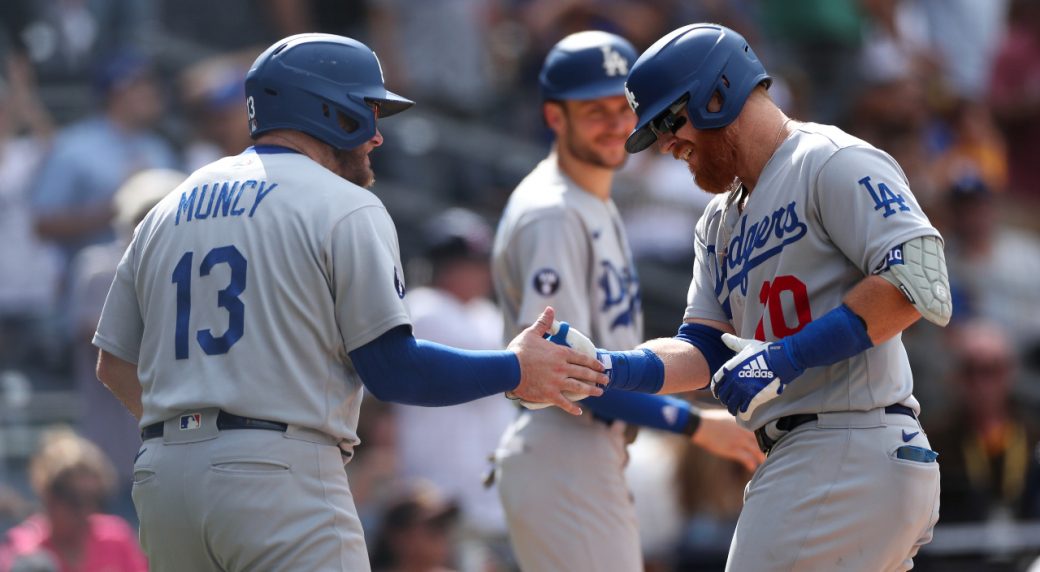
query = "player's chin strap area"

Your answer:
(874, 235), (952, 326)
